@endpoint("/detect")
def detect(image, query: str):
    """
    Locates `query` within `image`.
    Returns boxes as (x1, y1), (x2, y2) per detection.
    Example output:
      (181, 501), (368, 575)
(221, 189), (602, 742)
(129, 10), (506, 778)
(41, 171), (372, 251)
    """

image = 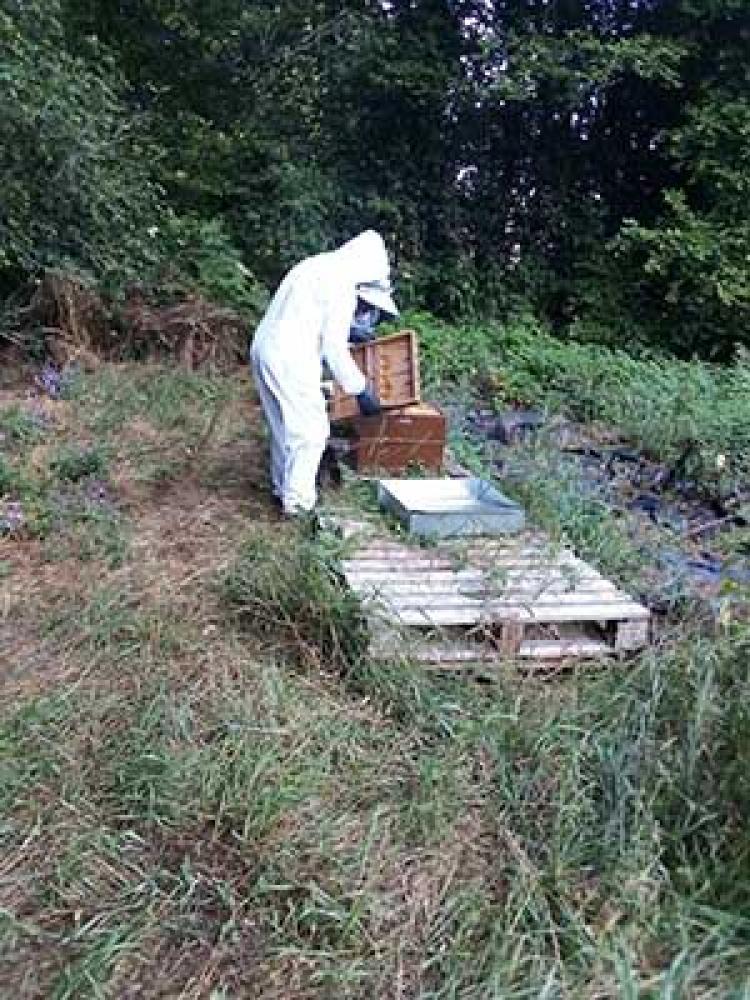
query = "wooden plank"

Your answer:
(344, 569), (608, 588)
(370, 637), (612, 664)
(348, 555), (598, 573)
(387, 604), (649, 626)
(344, 569), (487, 582)
(374, 590), (648, 613)
(349, 587), (624, 604)
(615, 619), (651, 651)
(353, 544), (549, 558)
(354, 587), (629, 609)
(345, 554), (578, 570)
(349, 579), (626, 600)
(519, 639), (612, 659)
(344, 556), (559, 570)
(342, 558), (458, 572)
